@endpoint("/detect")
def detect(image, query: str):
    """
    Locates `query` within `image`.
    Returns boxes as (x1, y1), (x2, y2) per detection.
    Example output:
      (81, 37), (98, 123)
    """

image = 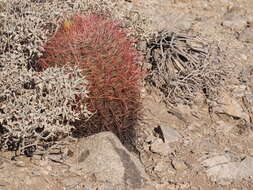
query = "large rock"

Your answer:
(69, 132), (151, 190)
